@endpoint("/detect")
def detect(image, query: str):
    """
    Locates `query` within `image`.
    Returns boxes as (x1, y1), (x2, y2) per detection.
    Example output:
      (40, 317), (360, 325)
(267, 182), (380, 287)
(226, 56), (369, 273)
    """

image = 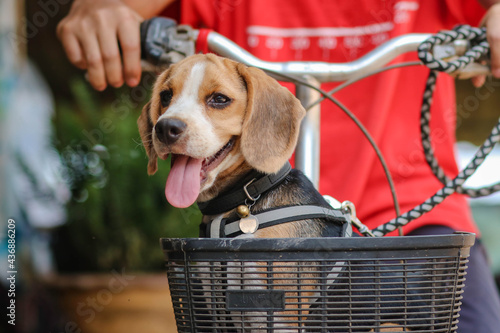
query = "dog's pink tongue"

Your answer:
(165, 155), (203, 208)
